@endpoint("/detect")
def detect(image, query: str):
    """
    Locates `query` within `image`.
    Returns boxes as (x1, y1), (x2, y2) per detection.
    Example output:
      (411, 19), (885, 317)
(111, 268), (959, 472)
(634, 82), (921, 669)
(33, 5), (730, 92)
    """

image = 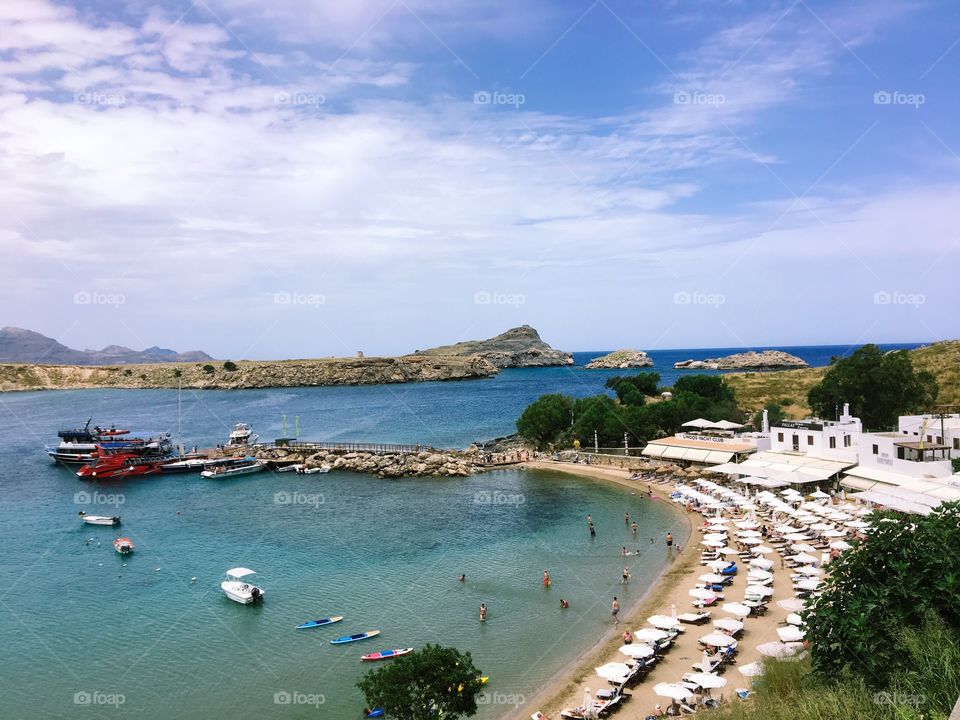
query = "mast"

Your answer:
(177, 375), (184, 457)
